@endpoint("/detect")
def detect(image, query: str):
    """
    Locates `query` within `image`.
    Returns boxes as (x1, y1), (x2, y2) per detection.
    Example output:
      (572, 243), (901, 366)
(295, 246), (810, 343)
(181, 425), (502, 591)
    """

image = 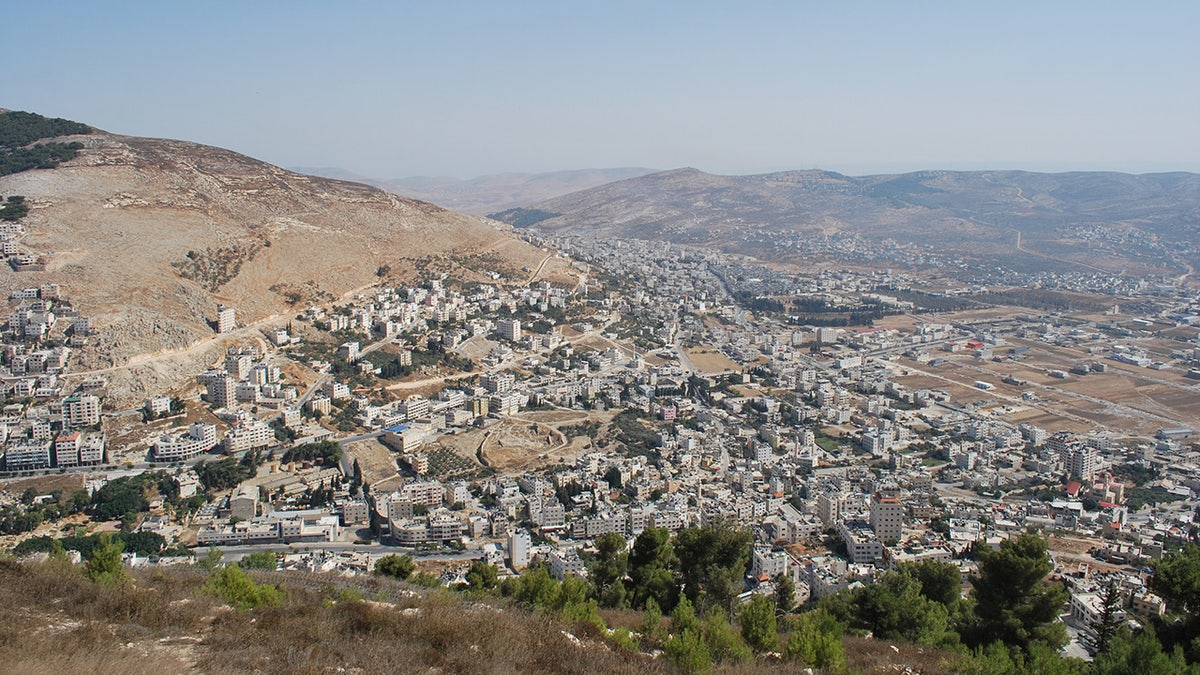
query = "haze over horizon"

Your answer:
(5, 2), (1198, 180)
